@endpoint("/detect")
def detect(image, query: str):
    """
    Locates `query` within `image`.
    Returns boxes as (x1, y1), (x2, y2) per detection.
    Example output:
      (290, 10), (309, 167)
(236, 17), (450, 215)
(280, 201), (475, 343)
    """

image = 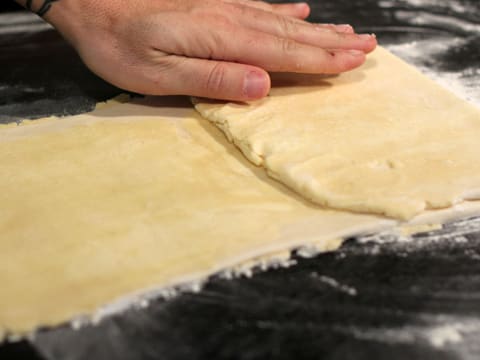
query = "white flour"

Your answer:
(348, 317), (480, 351)
(380, 0), (472, 15)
